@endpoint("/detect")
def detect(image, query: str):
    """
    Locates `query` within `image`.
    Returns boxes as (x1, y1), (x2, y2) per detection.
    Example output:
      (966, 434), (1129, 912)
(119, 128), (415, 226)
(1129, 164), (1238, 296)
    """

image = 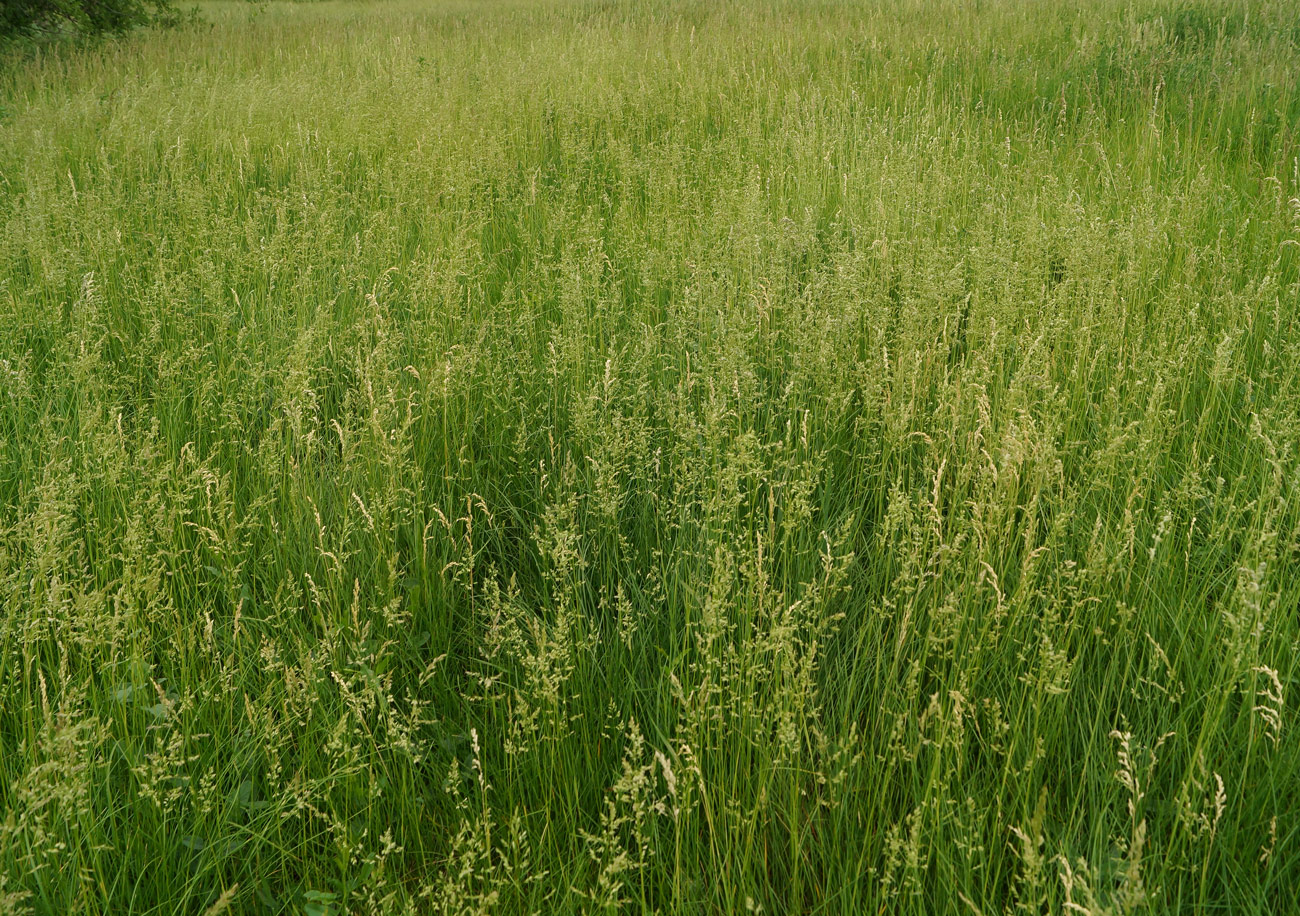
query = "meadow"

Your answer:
(1, 0), (1299, 912)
